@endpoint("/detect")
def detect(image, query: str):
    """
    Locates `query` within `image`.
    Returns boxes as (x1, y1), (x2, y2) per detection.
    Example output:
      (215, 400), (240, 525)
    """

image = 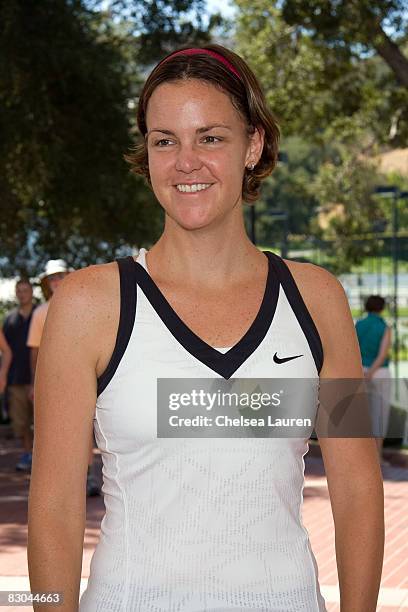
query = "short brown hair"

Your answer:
(15, 278), (32, 289)
(365, 295), (386, 313)
(125, 44), (280, 203)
